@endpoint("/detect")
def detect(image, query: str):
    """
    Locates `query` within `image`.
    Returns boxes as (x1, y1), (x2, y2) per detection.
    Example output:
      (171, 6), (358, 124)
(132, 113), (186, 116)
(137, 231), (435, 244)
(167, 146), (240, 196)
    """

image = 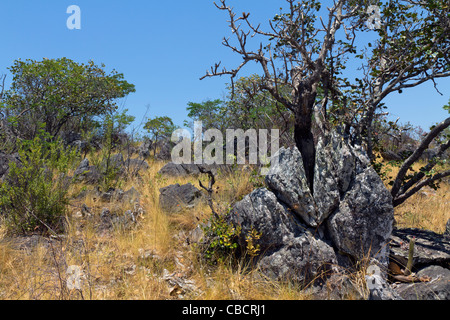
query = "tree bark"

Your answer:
(293, 90), (317, 193)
